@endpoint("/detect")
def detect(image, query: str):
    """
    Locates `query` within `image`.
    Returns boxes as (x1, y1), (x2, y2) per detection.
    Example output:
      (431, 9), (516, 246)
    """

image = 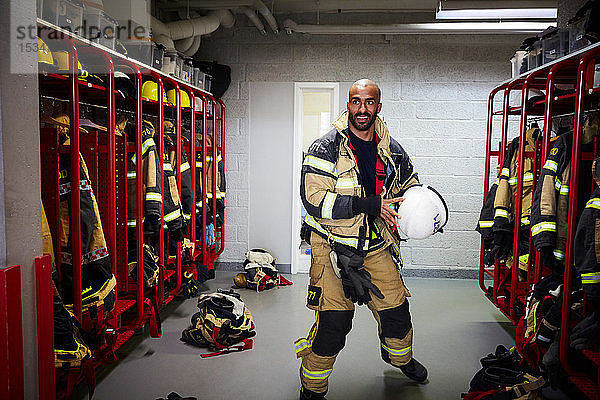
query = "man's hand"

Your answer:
(380, 186), (404, 227)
